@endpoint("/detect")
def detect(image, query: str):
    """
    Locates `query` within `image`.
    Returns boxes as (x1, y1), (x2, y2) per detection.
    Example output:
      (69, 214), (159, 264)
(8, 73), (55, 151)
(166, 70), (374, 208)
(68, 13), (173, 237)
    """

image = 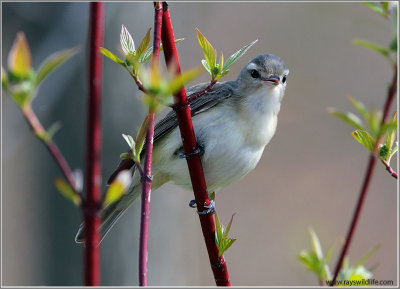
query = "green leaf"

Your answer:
(353, 39), (390, 58)
(120, 152), (132, 160)
(140, 38), (184, 63)
(328, 109), (364, 130)
(8, 32), (32, 78)
(352, 129), (375, 152)
(222, 213), (235, 240)
(379, 144), (390, 160)
(363, 2), (385, 17)
(389, 145), (398, 162)
(166, 67), (203, 95)
(35, 47), (80, 87)
(347, 96), (369, 121)
(355, 244), (381, 269)
(308, 227), (323, 260)
(55, 178), (80, 206)
(122, 133), (135, 151)
(379, 117), (397, 140)
(136, 28), (151, 59)
(47, 122), (62, 141)
(103, 170), (132, 208)
(201, 59), (212, 74)
(209, 191), (215, 201)
(215, 211), (224, 247)
(298, 250), (321, 275)
(120, 24), (135, 55)
(214, 211), (236, 257)
(135, 115), (149, 162)
(125, 53), (140, 74)
(196, 28), (216, 72)
(367, 108), (382, 138)
(222, 39), (258, 73)
(218, 238), (236, 258)
(100, 47), (125, 65)
(385, 112), (397, 154)
(389, 36), (397, 52)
